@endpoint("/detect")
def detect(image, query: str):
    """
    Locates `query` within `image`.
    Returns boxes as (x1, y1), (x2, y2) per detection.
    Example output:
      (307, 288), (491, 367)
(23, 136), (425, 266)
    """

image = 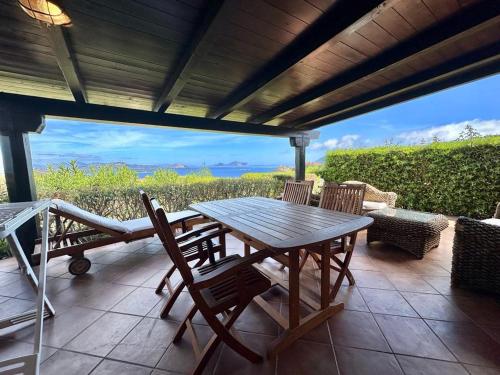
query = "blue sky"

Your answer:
(24, 74), (500, 167)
